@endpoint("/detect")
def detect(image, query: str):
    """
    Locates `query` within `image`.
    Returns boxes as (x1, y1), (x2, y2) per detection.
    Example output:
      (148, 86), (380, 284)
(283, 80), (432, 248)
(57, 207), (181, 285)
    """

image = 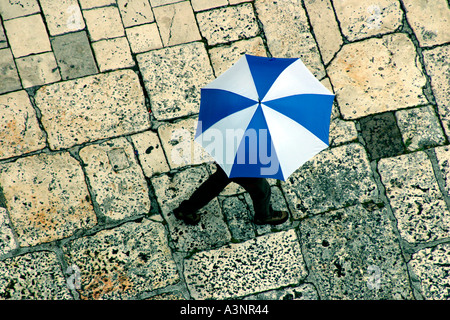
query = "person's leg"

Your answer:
(174, 164), (230, 224)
